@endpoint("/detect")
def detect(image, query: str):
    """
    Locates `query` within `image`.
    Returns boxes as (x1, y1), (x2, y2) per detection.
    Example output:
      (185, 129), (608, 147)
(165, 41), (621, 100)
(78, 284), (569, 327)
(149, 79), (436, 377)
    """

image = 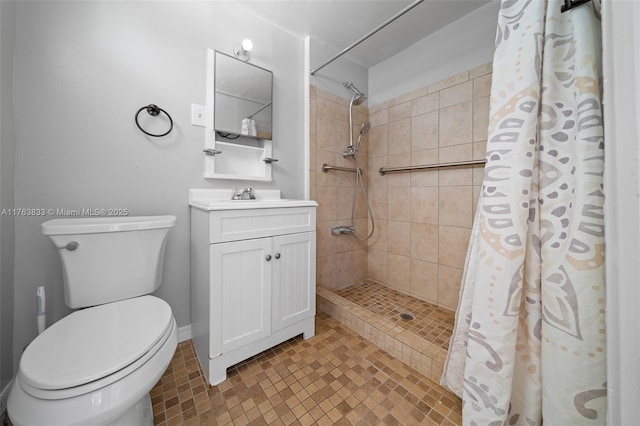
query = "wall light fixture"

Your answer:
(233, 39), (253, 61)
